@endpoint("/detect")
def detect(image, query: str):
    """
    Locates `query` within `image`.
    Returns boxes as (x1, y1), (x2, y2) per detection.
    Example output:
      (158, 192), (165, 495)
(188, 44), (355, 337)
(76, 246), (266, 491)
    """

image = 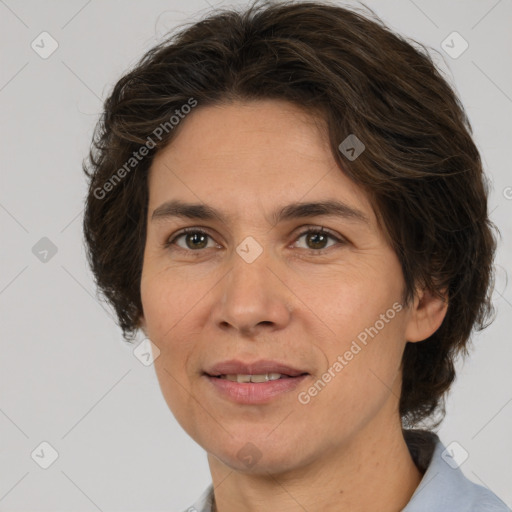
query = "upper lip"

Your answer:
(205, 359), (308, 377)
